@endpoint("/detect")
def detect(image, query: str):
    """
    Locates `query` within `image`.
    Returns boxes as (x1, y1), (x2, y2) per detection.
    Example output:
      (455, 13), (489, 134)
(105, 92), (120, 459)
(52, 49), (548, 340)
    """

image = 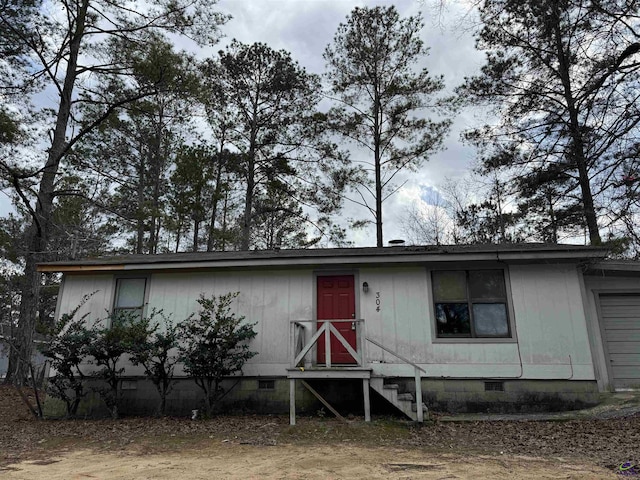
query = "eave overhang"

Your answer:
(37, 244), (610, 274)
(583, 260), (640, 277)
